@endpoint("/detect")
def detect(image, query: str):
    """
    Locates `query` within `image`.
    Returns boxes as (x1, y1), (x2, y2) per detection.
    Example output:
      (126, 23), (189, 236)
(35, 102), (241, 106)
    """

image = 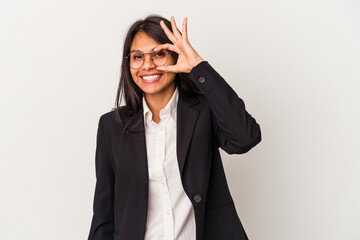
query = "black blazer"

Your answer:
(88, 61), (261, 240)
